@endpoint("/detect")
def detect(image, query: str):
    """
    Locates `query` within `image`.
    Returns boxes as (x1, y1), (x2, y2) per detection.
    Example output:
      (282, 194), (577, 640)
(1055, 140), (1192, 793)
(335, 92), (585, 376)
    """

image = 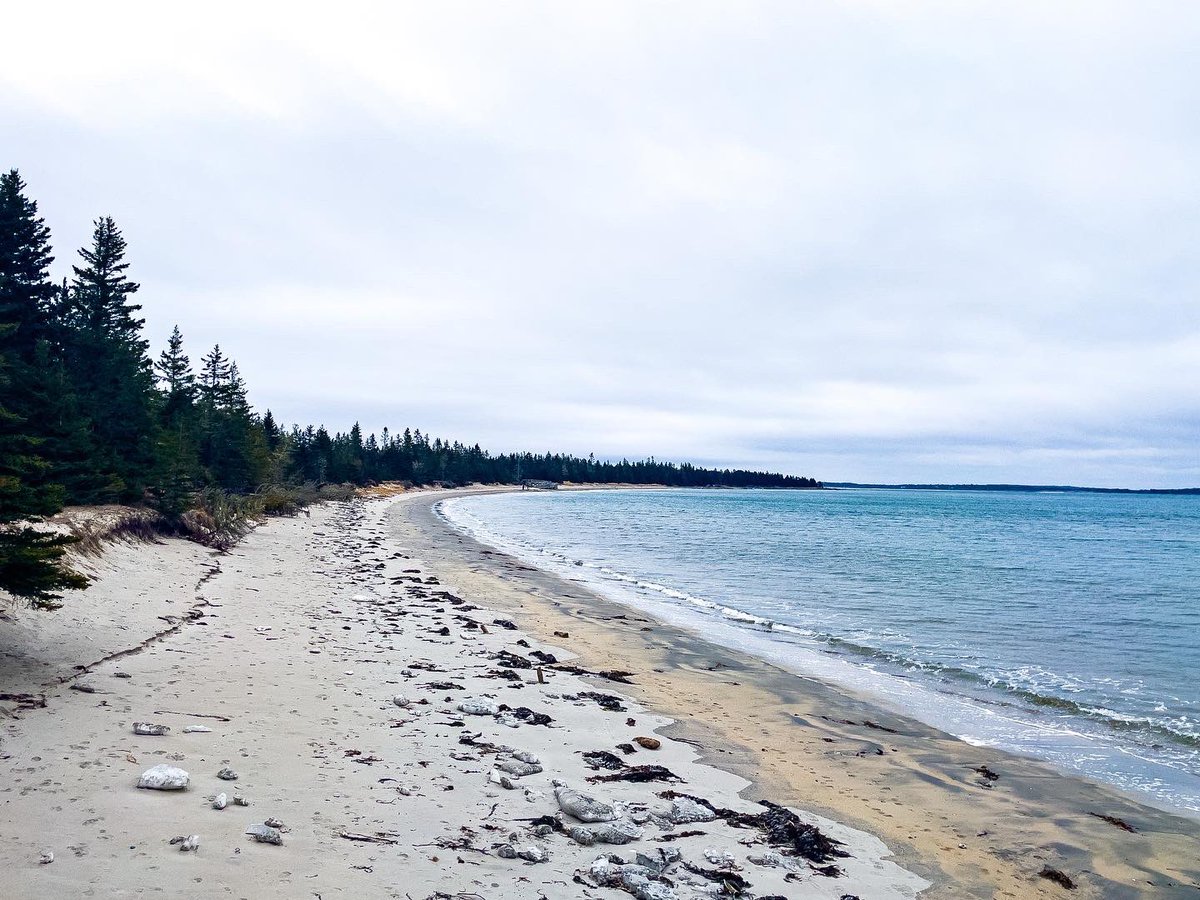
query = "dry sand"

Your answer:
(0, 488), (1195, 899)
